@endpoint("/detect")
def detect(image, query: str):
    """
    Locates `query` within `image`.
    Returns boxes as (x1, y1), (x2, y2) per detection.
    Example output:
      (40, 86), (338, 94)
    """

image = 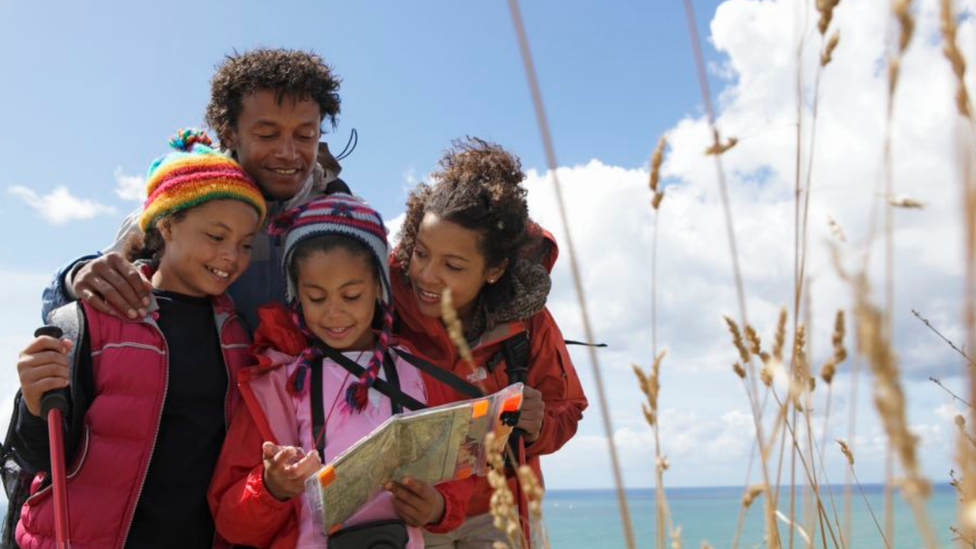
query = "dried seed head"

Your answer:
(733, 361), (747, 379)
(440, 288), (476, 369)
(705, 136), (738, 156)
(760, 364), (774, 387)
(837, 439), (855, 466)
(632, 363), (650, 397)
(816, 0), (841, 35)
(828, 215), (847, 242)
(957, 414), (967, 428)
(887, 195), (925, 209)
(649, 136), (666, 193)
(657, 455), (670, 472)
(724, 315), (751, 365)
(820, 359), (837, 384)
(772, 307), (788, 362)
(742, 483), (767, 508)
(652, 189), (665, 210)
(821, 30), (841, 66)
(745, 324), (763, 357)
